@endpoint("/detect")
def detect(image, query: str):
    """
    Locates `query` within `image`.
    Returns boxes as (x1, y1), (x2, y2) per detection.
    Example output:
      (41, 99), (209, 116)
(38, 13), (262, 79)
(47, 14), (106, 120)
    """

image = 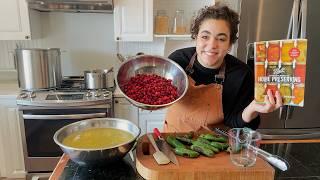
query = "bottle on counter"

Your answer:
(173, 10), (186, 34)
(155, 10), (169, 35)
